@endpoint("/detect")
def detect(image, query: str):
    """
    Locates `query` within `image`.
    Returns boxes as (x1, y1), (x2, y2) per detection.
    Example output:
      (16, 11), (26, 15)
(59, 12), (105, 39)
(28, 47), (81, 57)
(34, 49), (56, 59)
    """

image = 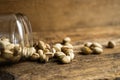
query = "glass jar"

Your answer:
(0, 13), (33, 48)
